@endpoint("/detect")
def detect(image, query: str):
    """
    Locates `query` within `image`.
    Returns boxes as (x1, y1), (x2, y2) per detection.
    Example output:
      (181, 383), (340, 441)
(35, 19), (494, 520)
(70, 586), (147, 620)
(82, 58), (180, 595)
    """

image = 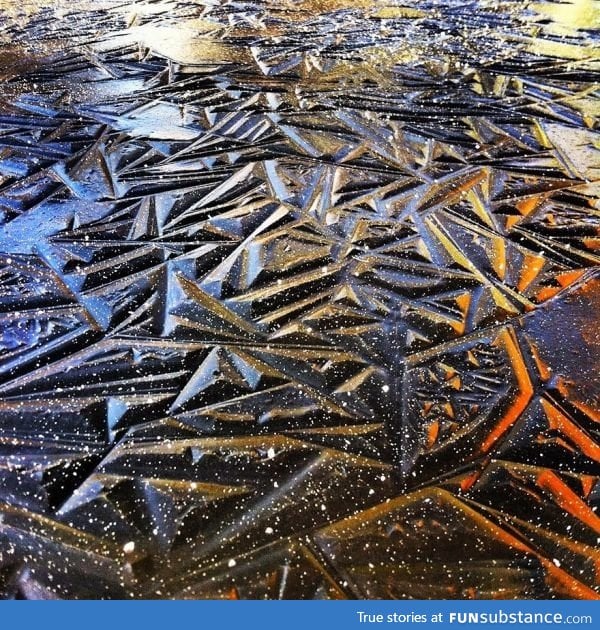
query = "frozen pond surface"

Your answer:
(0, 0), (599, 599)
